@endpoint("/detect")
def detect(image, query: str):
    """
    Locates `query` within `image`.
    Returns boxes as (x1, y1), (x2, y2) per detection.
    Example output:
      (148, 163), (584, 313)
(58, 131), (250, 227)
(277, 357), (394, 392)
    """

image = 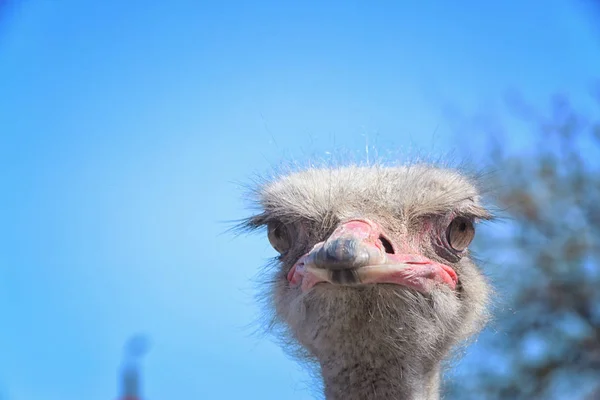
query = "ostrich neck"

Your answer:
(319, 350), (441, 400)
